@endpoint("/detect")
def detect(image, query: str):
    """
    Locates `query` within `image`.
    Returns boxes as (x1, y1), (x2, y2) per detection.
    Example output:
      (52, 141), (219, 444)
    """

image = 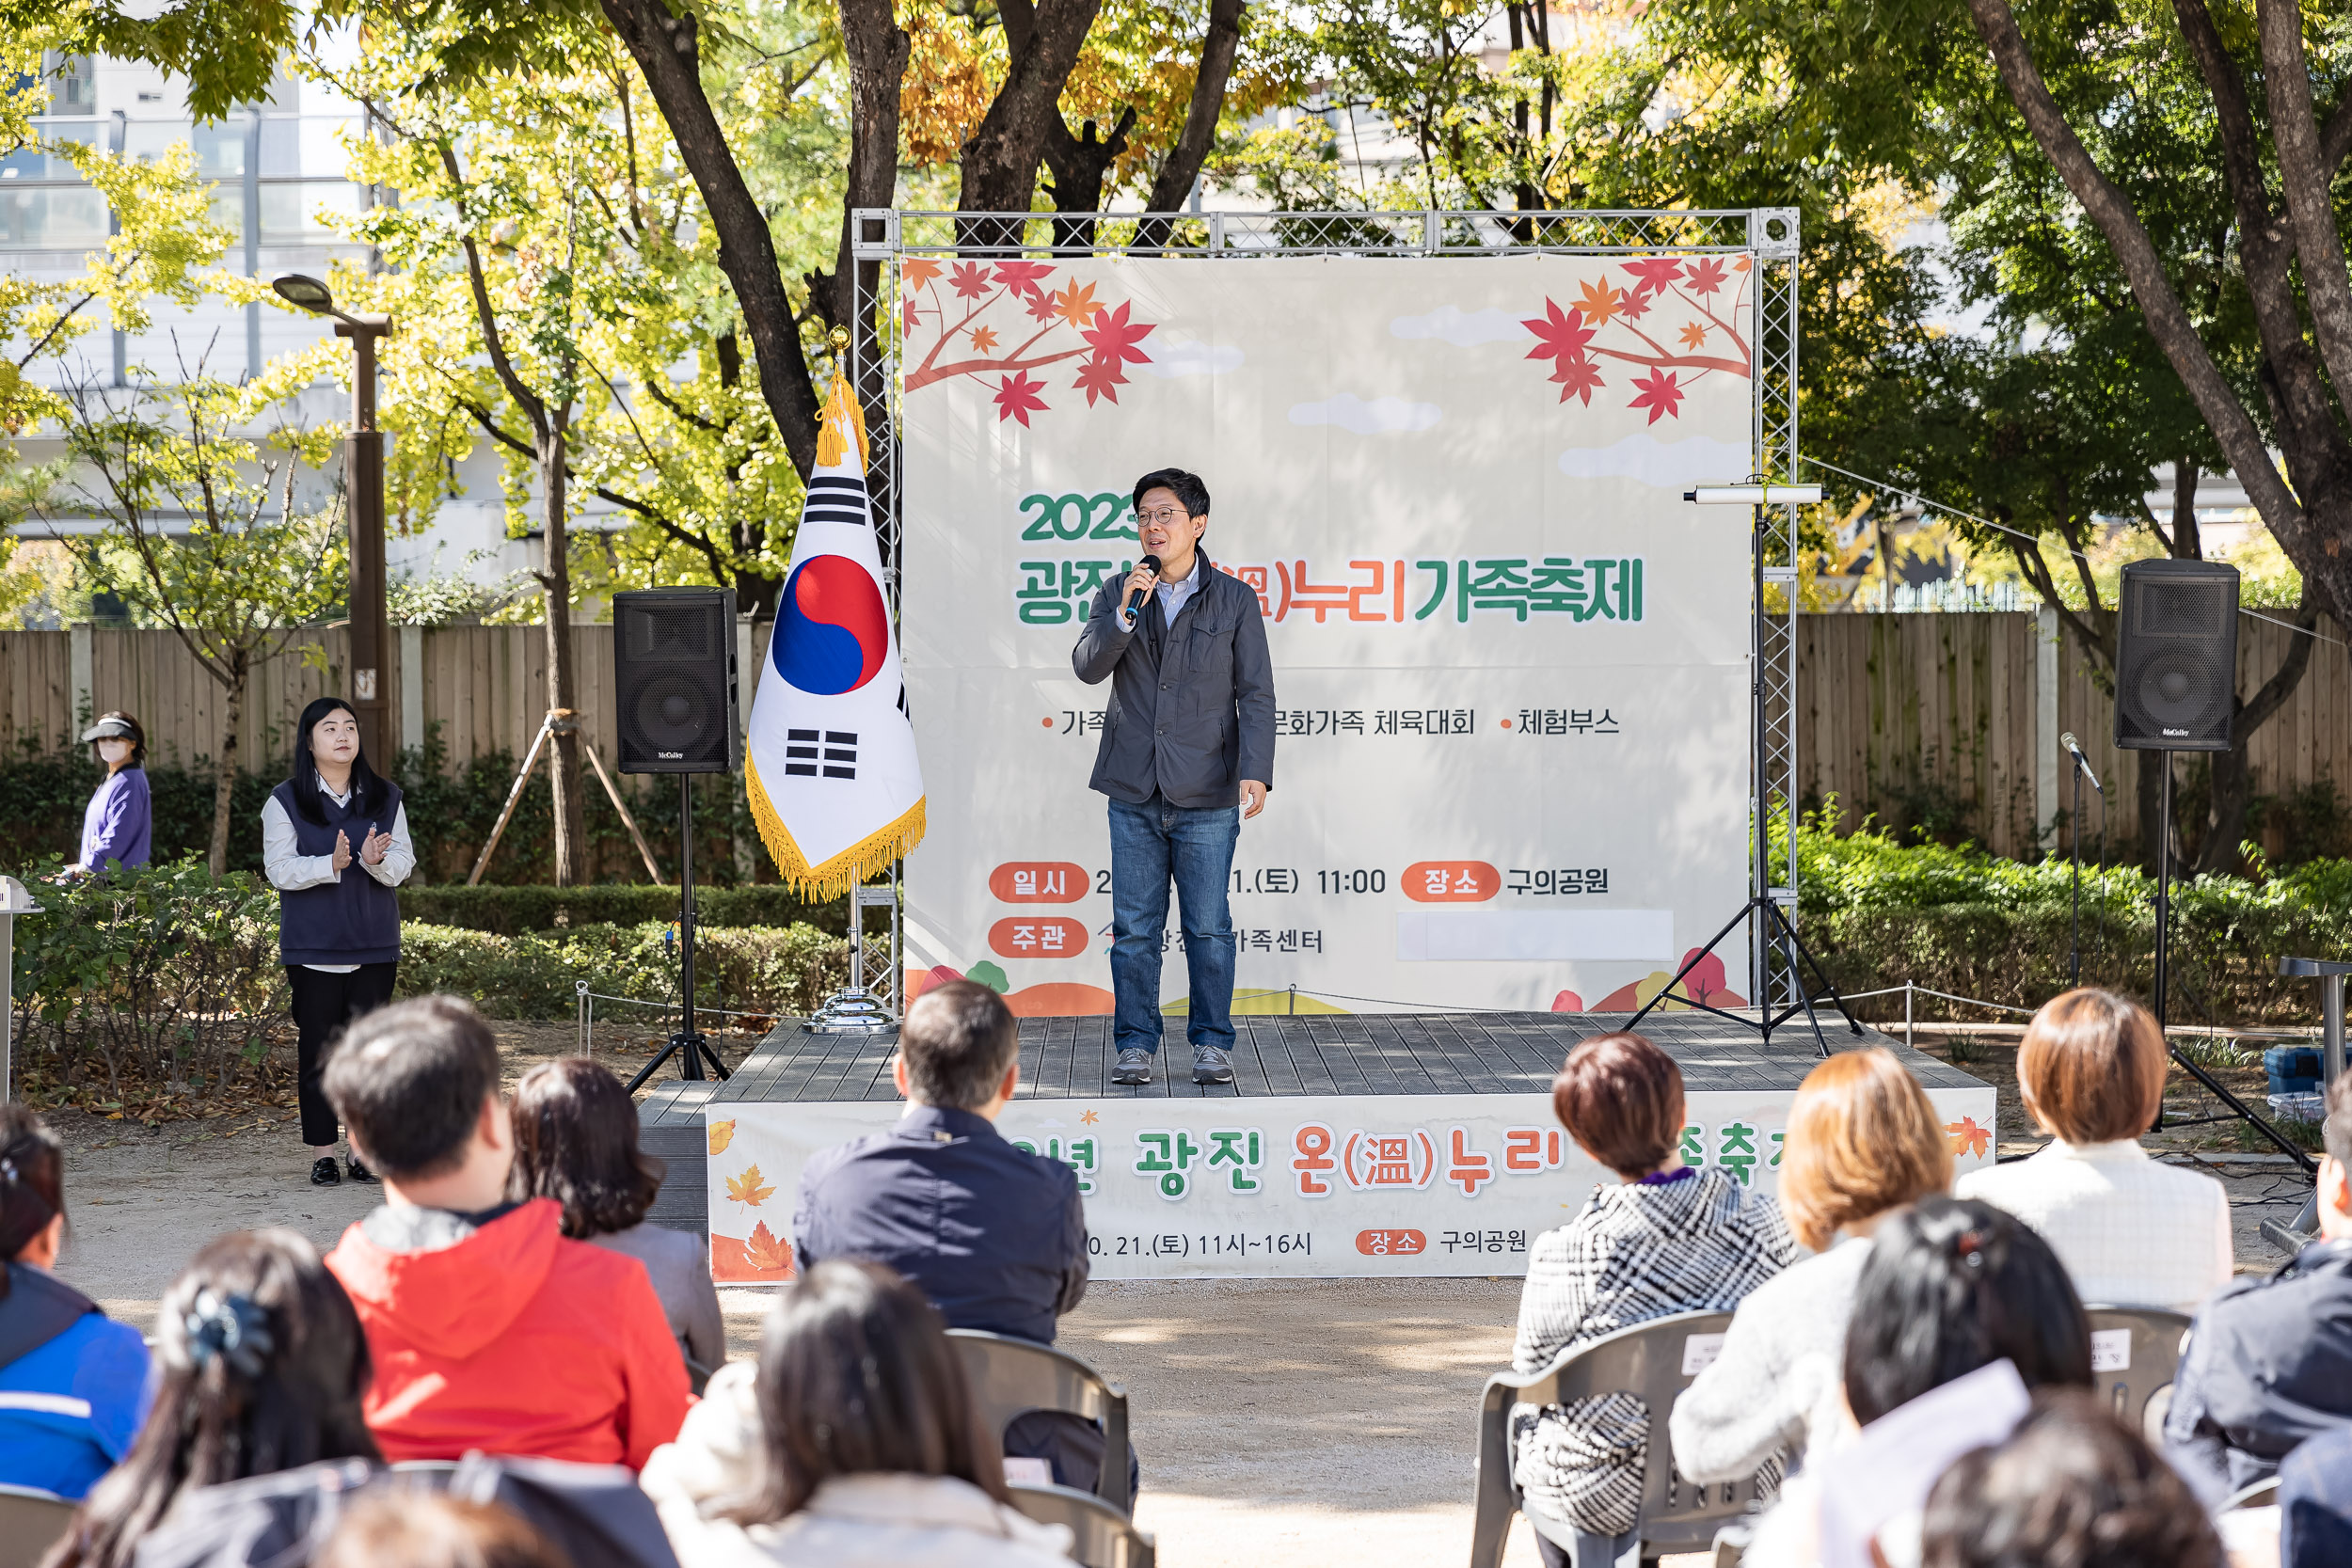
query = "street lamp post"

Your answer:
(273, 274), (393, 765)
